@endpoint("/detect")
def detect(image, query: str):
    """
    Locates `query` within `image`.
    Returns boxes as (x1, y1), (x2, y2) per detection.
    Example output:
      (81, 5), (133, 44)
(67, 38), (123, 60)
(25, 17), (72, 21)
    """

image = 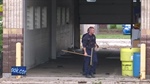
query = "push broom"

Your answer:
(62, 50), (91, 57)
